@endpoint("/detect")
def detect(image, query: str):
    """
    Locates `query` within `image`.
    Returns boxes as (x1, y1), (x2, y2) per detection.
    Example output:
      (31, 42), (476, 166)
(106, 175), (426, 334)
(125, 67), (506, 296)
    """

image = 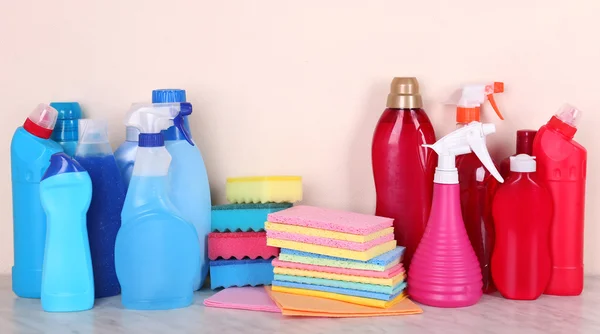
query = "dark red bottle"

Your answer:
(372, 77), (436, 270)
(500, 130), (537, 179)
(492, 154), (553, 300)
